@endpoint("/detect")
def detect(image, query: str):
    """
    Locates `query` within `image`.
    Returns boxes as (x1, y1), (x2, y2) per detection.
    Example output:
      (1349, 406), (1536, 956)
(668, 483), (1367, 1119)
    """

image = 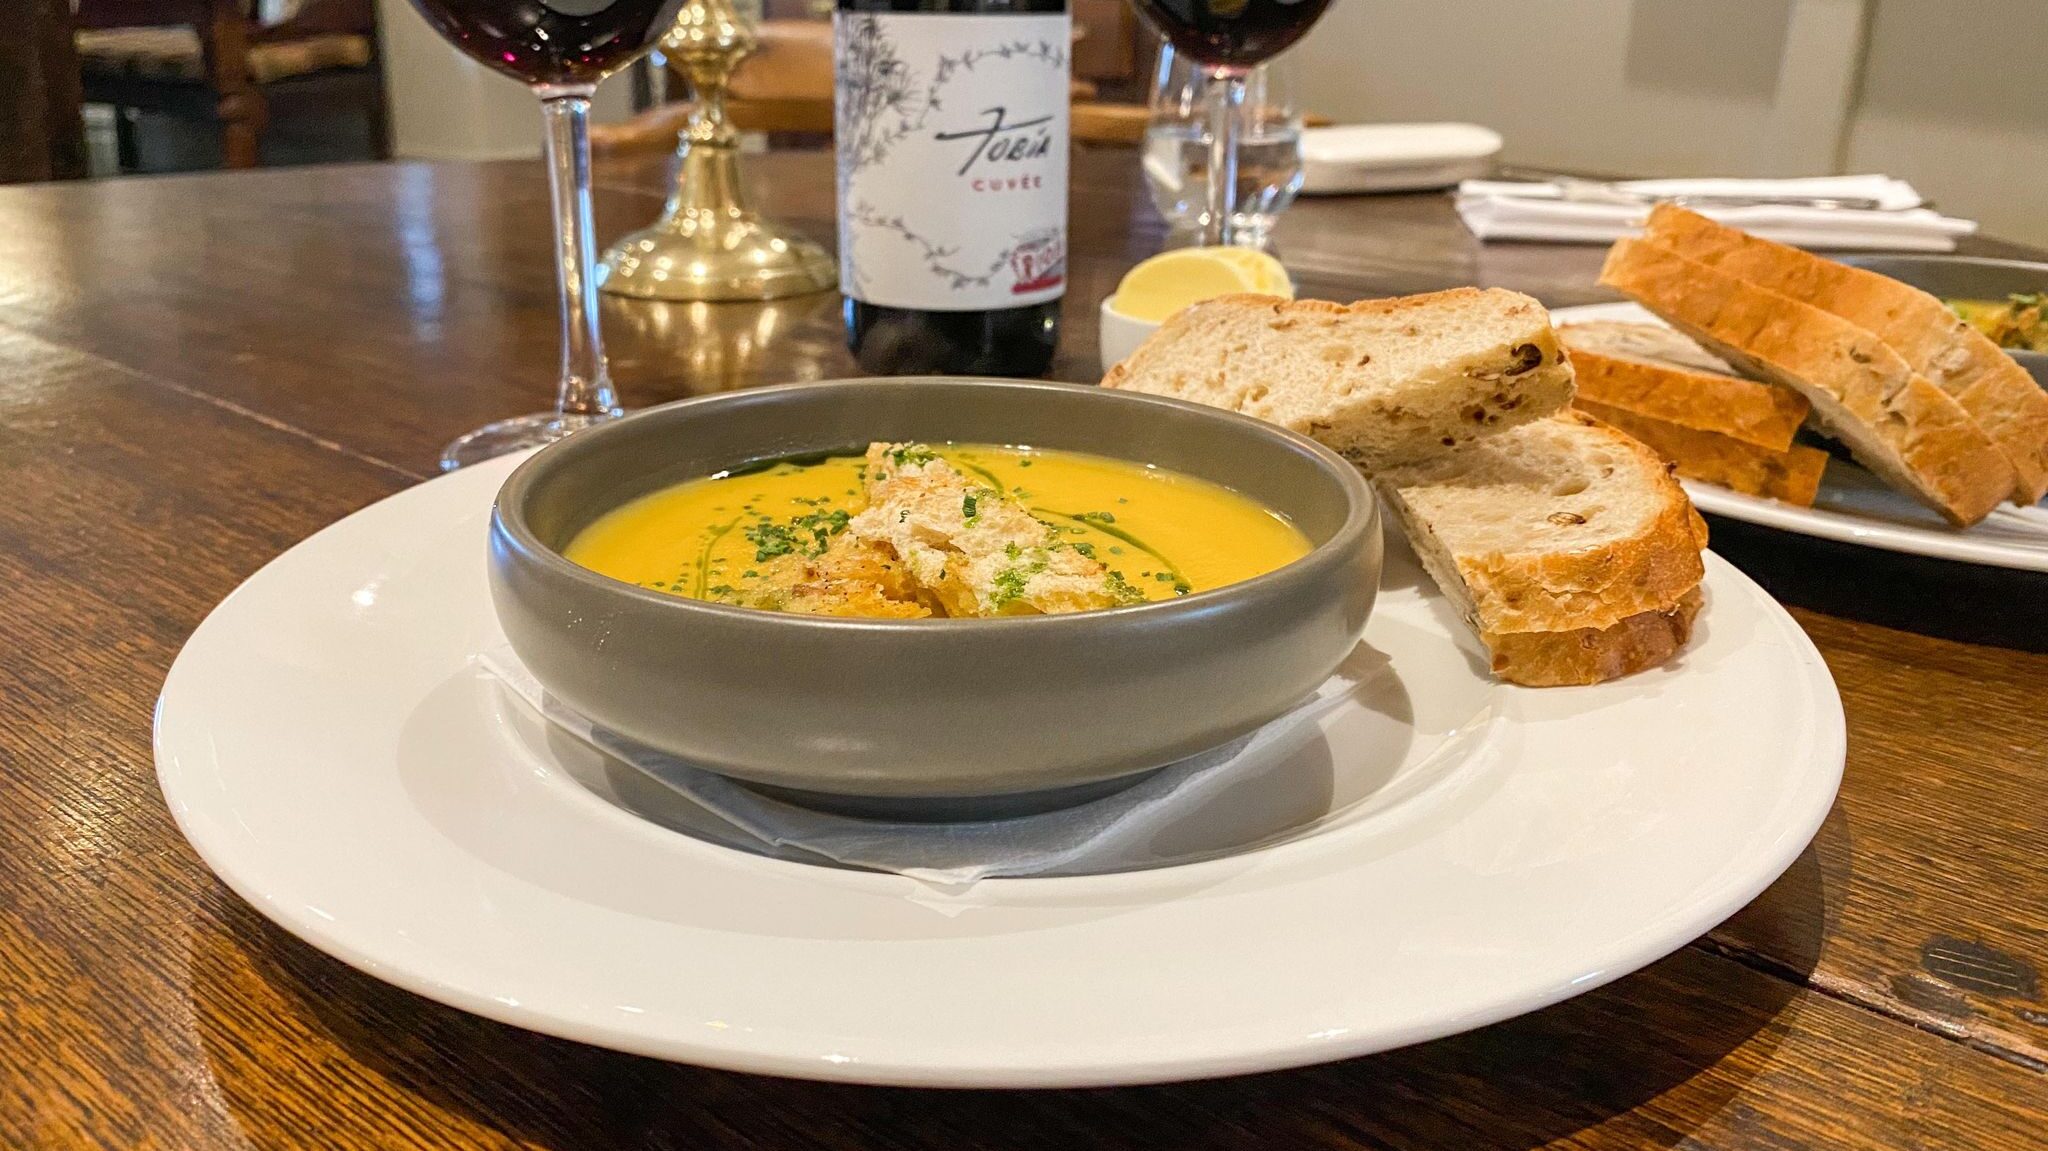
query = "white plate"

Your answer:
(156, 453), (1844, 1088)
(1299, 123), (1502, 195)
(1552, 302), (2048, 571)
